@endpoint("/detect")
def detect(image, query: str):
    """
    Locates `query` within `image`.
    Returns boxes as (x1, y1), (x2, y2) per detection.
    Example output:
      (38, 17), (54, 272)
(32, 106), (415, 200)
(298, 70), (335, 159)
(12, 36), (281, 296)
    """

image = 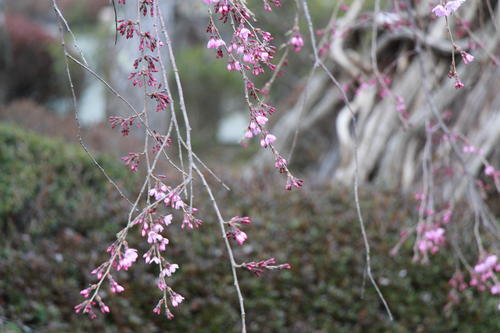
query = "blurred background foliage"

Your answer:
(0, 0), (499, 332)
(1, 125), (499, 332)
